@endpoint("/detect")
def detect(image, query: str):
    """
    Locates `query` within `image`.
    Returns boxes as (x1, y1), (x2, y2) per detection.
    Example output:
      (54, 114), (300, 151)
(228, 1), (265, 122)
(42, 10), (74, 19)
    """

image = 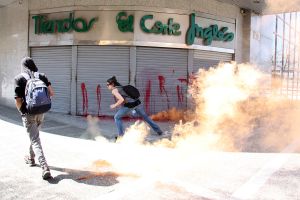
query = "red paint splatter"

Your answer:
(158, 75), (165, 94)
(176, 85), (185, 106)
(188, 73), (197, 85)
(145, 80), (151, 114)
(177, 78), (189, 85)
(96, 84), (101, 116)
(158, 75), (170, 109)
(81, 83), (88, 116)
